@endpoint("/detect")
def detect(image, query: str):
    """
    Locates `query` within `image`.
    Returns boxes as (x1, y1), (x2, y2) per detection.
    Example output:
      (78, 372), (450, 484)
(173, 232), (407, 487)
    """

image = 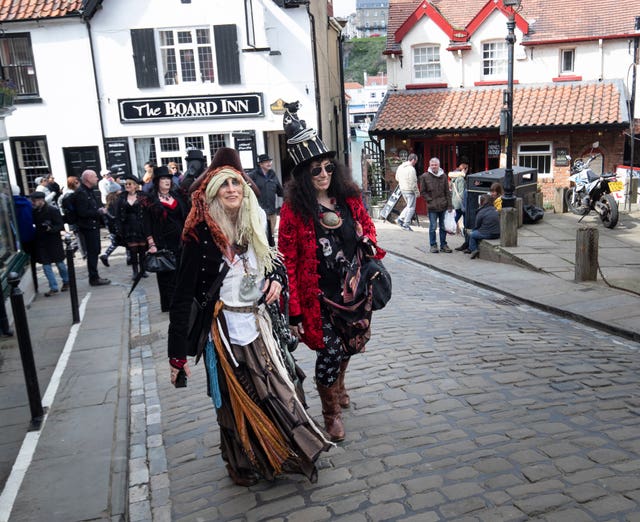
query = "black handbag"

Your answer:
(361, 257), (392, 311)
(144, 249), (177, 273)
